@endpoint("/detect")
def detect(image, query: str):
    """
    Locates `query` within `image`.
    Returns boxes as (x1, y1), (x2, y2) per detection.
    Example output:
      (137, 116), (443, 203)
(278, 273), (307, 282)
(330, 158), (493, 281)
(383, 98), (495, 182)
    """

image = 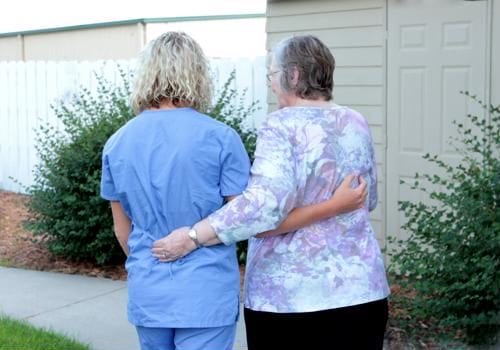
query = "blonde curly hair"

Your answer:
(130, 31), (213, 114)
